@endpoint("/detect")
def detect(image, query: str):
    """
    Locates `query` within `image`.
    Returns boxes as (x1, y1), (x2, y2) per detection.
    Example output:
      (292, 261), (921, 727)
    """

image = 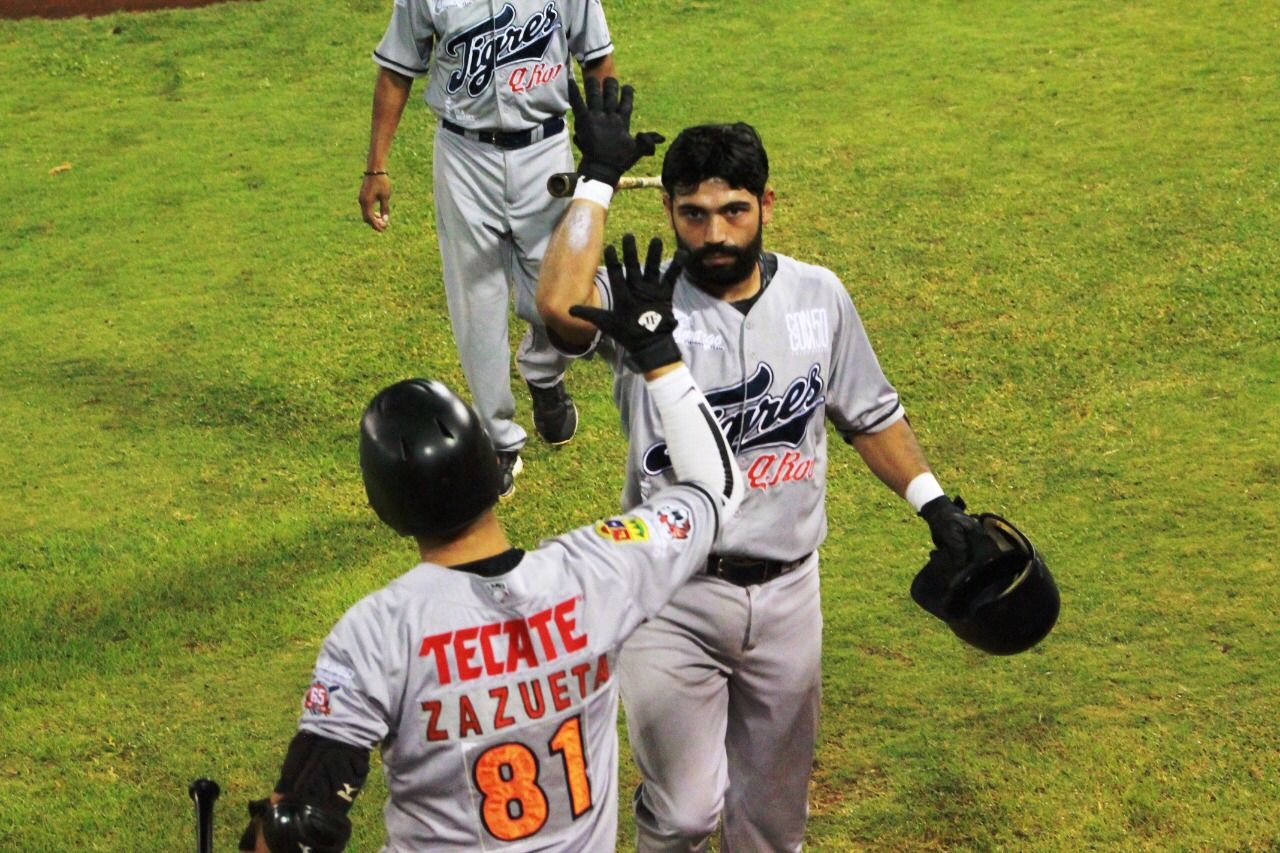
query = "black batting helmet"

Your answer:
(359, 378), (502, 539)
(911, 513), (1060, 655)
